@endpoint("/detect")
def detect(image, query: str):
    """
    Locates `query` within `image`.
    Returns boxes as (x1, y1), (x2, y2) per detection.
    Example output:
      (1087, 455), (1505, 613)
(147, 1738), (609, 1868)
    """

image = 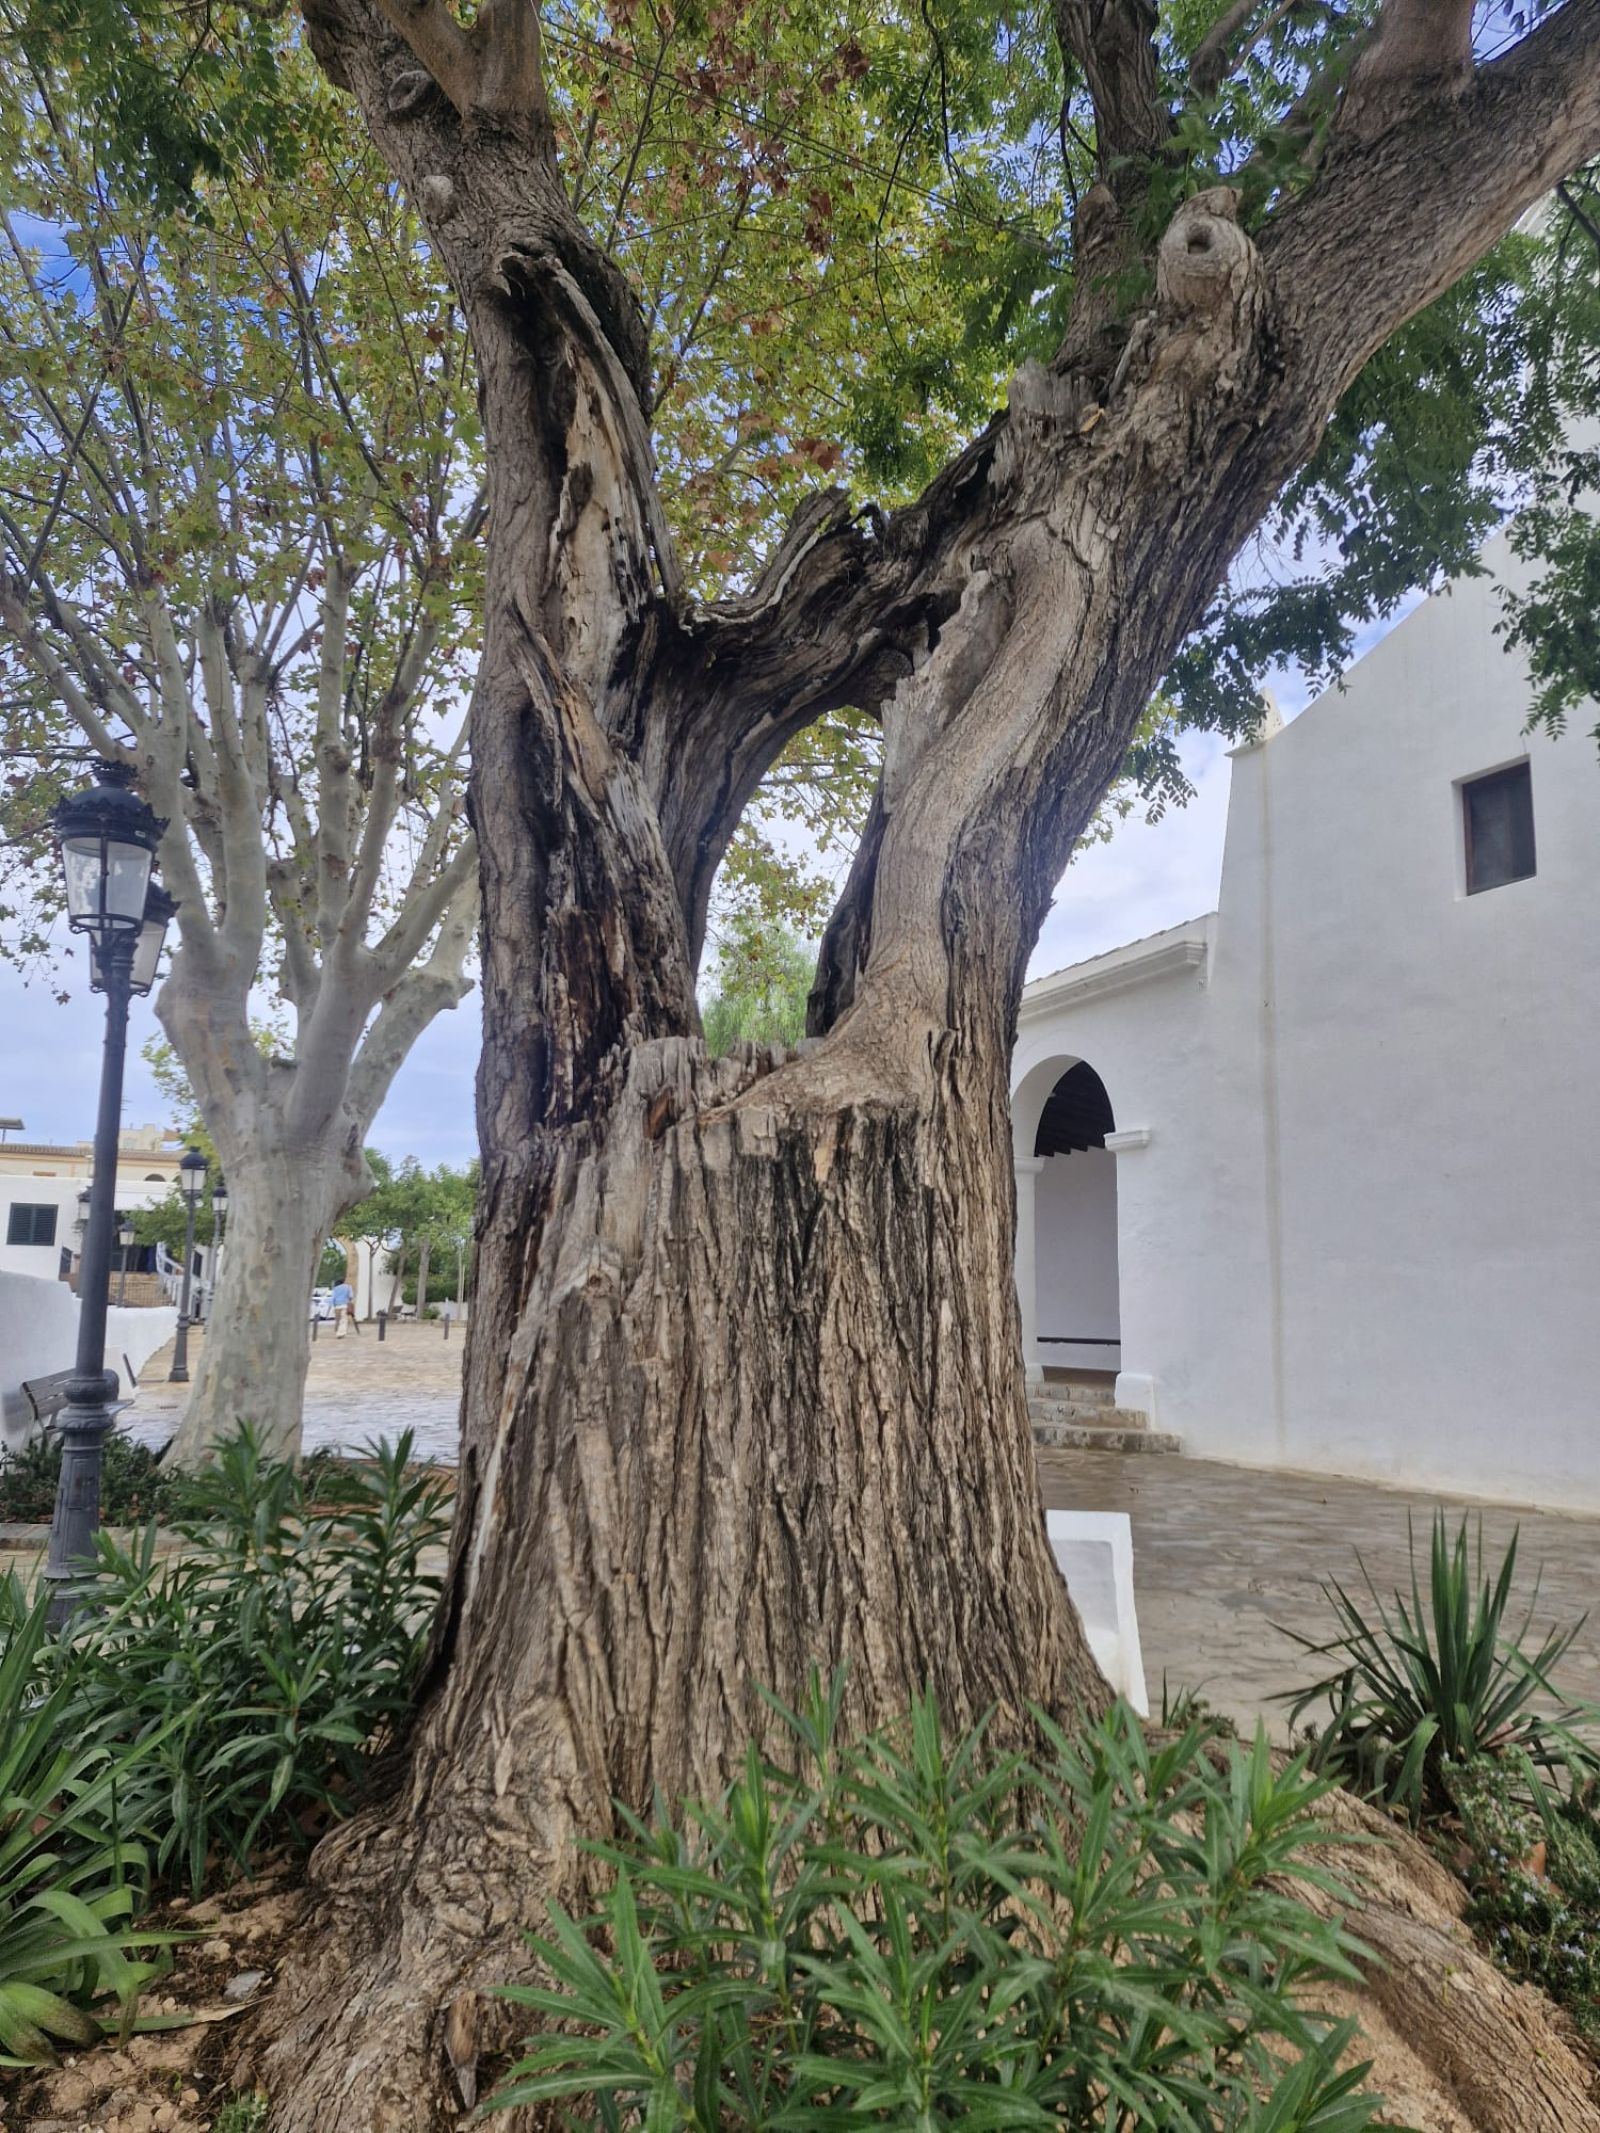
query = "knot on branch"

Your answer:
(1156, 187), (1255, 314)
(387, 67), (439, 117)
